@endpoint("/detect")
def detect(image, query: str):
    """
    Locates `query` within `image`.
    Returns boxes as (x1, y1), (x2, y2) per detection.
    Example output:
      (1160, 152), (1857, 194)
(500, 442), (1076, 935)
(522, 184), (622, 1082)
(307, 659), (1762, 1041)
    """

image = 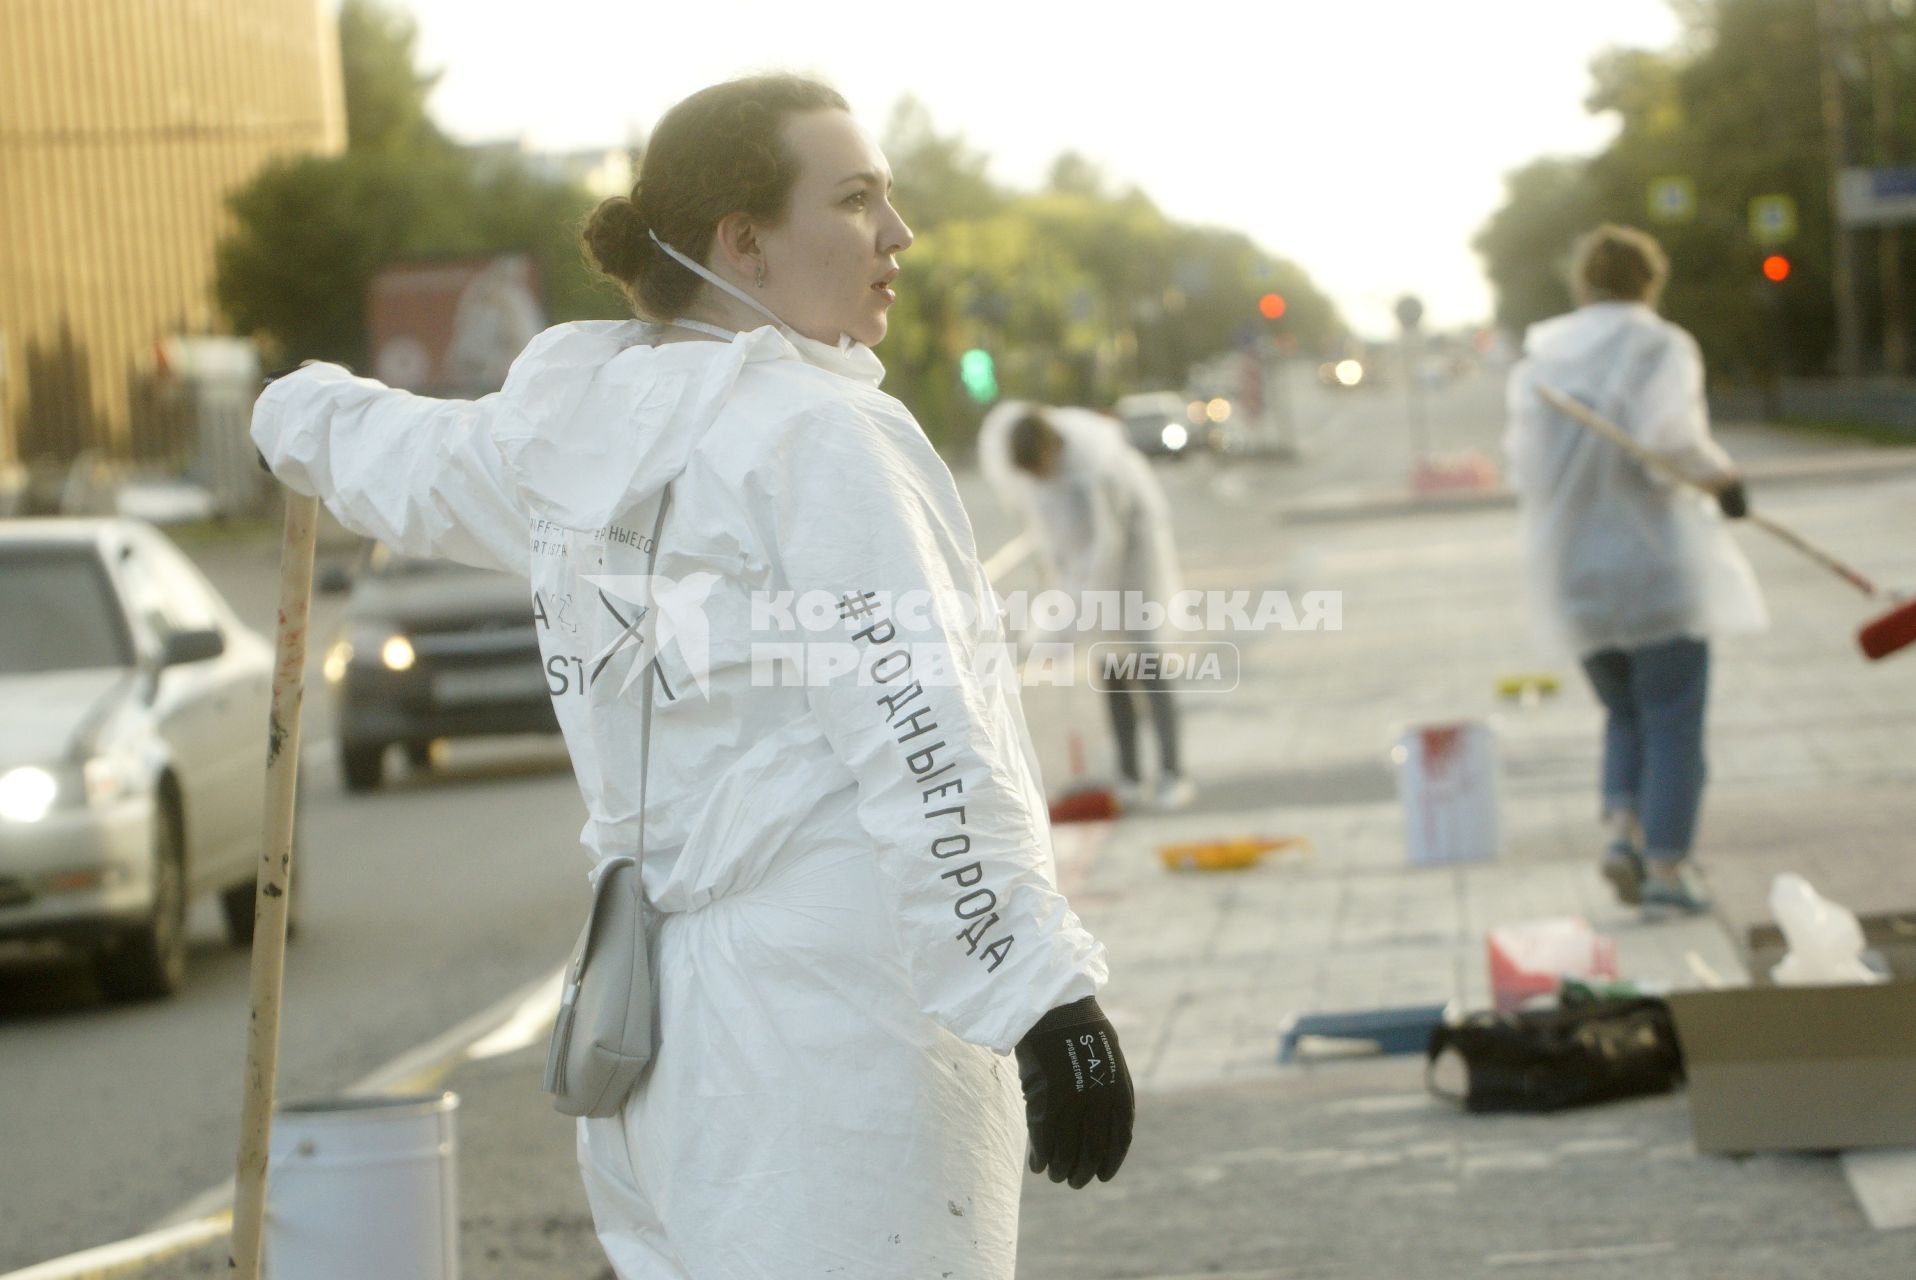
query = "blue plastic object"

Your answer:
(1276, 1002), (1451, 1064)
